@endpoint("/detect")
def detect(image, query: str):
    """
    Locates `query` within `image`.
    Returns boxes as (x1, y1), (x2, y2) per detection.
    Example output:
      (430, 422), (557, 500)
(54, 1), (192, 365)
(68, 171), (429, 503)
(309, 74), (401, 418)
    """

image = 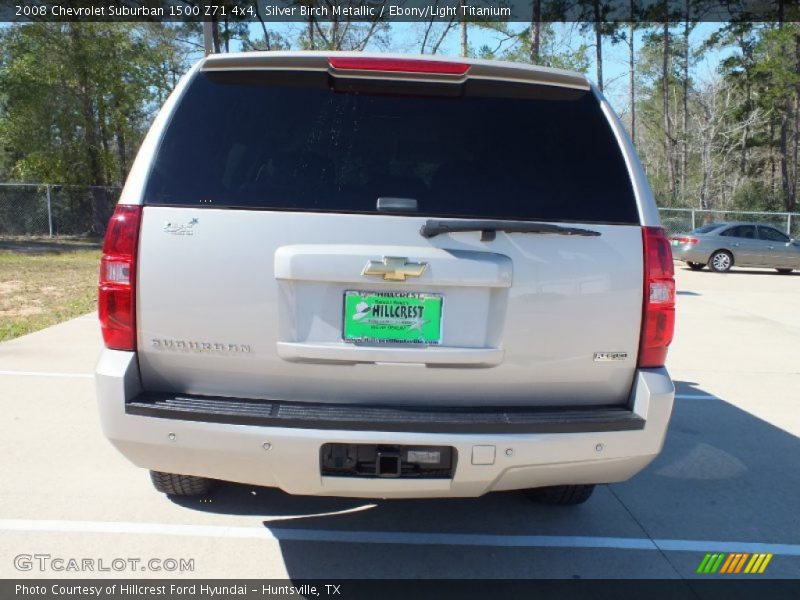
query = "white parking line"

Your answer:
(1, 519), (799, 556)
(675, 394), (718, 401)
(0, 370), (93, 379)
